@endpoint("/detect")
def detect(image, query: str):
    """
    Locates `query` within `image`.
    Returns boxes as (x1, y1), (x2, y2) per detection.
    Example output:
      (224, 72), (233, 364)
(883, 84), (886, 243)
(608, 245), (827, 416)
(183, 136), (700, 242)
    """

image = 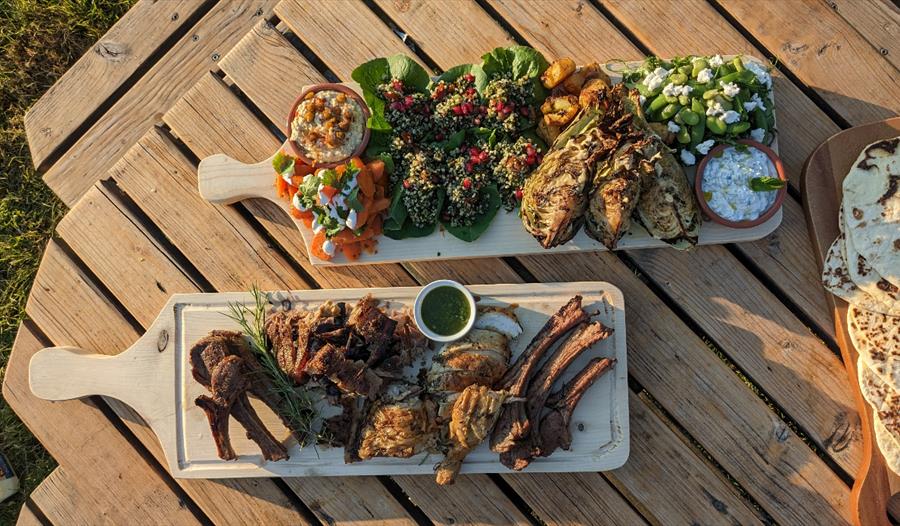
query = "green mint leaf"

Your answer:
(749, 176), (785, 192)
